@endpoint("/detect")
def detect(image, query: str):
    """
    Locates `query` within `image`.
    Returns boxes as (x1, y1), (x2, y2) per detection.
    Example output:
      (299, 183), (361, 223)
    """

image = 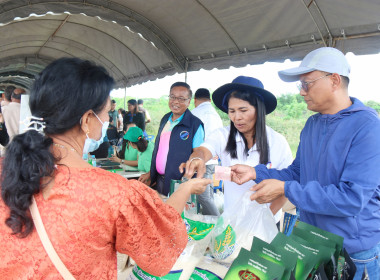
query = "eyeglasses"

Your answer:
(296, 73), (332, 92)
(168, 95), (190, 103)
